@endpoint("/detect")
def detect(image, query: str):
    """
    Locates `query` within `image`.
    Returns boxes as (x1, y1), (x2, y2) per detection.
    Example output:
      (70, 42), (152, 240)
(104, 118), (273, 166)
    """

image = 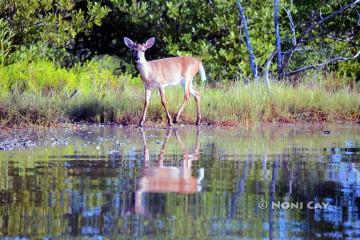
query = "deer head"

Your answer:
(124, 37), (155, 63)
